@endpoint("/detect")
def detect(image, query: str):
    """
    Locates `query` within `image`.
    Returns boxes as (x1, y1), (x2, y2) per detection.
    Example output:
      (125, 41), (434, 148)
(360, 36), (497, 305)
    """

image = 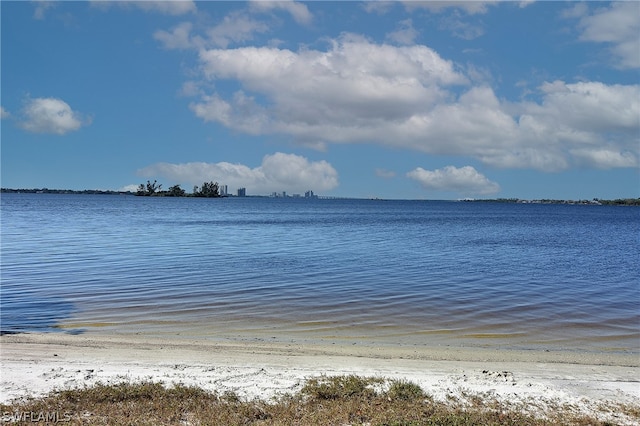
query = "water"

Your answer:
(1, 193), (639, 353)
